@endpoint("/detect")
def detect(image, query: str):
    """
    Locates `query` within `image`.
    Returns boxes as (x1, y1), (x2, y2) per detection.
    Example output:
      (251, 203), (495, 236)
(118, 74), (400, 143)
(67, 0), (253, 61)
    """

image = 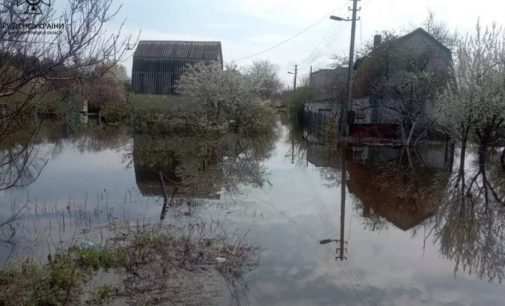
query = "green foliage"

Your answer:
(88, 286), (115, 305)
(72, 247), (127, 272)
(0, 247), (127, 306)
(287, 87), (314, 130)
(131, 63), (277, 136)
(236, 104), (277, 135)
(101, 101), (129, 124)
